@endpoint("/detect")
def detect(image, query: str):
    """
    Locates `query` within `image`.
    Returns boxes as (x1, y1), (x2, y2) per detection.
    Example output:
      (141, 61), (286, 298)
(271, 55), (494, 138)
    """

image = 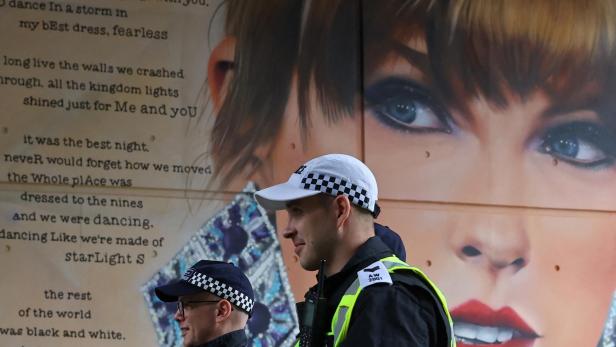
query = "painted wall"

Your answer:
(1, 1), (614, 346)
